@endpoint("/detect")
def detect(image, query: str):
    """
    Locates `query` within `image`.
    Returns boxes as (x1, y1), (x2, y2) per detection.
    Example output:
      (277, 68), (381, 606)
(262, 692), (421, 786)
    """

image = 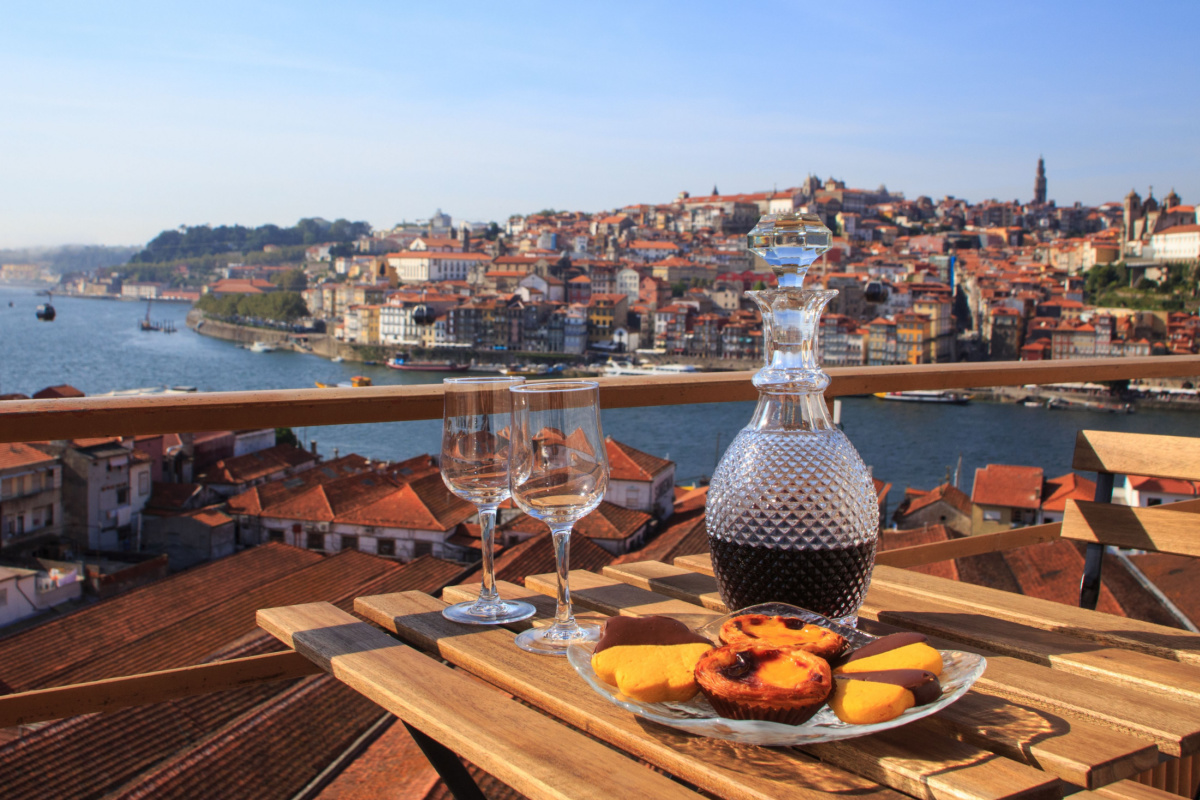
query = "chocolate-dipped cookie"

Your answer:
(590, 616), (713, 704)
(829, 668), (942, 724)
